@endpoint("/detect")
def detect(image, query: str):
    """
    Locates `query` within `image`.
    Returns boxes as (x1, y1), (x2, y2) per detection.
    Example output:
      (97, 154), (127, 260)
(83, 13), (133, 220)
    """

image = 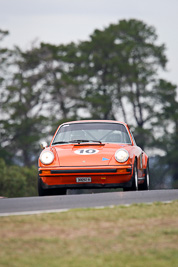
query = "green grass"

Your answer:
(0, 201), (178, 267)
